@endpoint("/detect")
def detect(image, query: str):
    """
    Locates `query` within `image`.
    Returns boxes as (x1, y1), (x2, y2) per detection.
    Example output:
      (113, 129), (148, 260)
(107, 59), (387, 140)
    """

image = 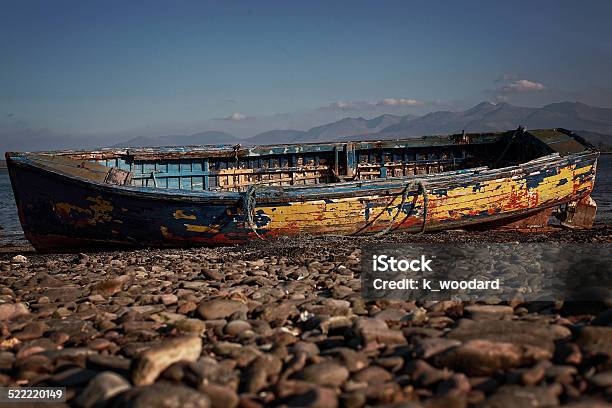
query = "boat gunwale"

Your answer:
(4, 127), (586, 162)
(6, 148), (599, 205)
(7, 132), (509, 161)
